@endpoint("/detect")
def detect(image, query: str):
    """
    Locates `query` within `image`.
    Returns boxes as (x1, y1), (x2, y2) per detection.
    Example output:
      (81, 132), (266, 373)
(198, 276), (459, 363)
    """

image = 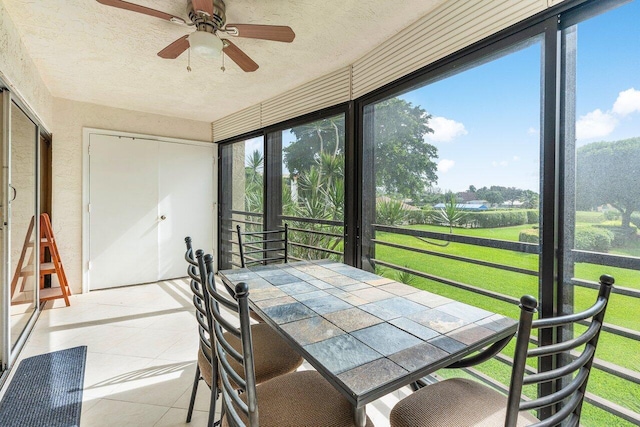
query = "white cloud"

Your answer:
(576, 109), (618, 140)
(527, 127), (538, 135)
(612, 88), (640, 117)
(425, 116), (468, 142)
(513, 156), (520, 161)
(492, 160), (509, 167)
(438, 159), (455, 173)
